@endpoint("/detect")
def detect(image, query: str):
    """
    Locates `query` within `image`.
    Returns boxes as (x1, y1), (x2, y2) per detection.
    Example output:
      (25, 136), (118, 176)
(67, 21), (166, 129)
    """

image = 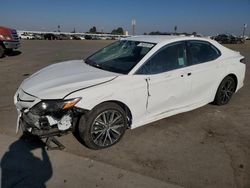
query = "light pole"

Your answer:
(243, 24), (247, 38)
(132, 19), (136, 36)
(174, 25), (177, 34)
